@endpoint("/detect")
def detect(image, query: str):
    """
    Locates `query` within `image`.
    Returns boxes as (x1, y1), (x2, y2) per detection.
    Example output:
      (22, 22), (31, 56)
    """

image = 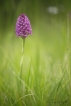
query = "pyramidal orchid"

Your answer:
(16, 14), (32, 37)
(15, 14), (32, 78)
